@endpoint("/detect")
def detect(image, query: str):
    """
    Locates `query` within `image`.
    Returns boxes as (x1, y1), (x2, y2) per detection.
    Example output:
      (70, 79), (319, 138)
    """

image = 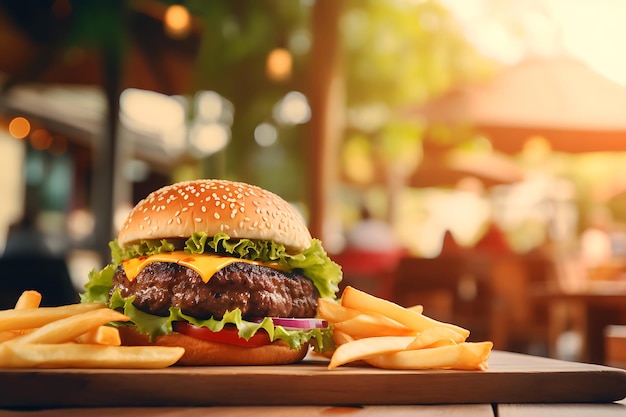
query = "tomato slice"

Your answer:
(173, 322), (272, 348)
